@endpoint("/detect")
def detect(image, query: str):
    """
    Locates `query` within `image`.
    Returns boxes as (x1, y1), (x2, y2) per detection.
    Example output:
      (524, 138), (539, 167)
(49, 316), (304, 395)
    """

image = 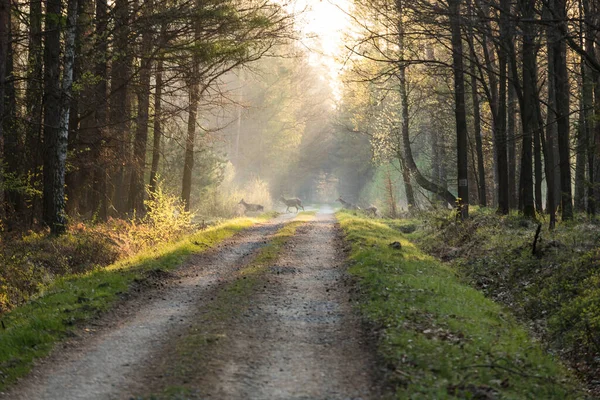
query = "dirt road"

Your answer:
(5, 210), (380, 399)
